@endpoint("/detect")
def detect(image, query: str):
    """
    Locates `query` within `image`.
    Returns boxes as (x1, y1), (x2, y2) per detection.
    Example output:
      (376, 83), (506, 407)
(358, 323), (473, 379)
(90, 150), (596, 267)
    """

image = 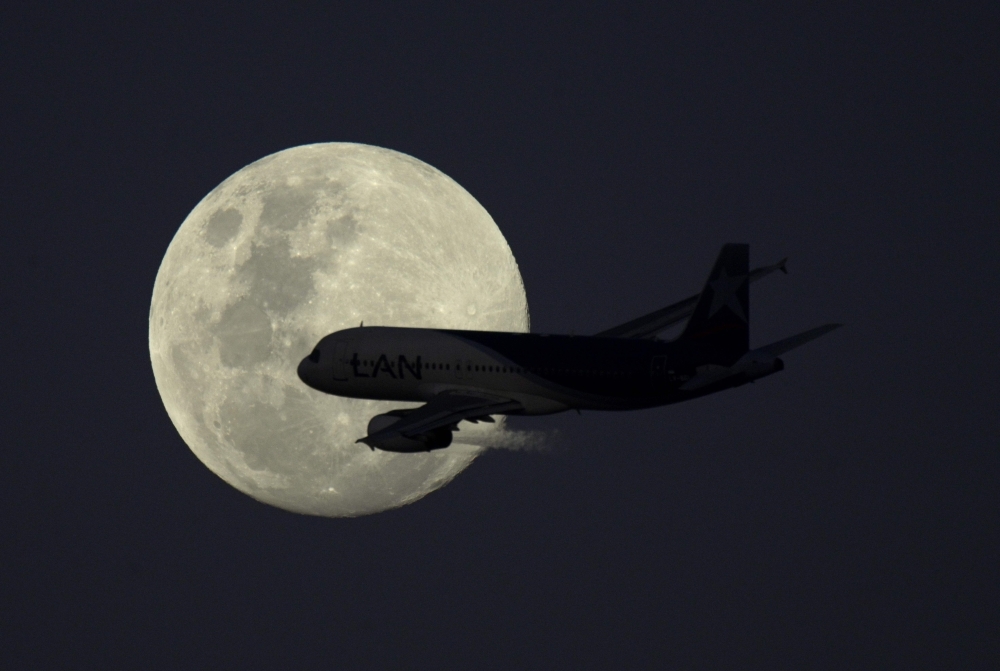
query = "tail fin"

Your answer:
(677, 243), (749, 364)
